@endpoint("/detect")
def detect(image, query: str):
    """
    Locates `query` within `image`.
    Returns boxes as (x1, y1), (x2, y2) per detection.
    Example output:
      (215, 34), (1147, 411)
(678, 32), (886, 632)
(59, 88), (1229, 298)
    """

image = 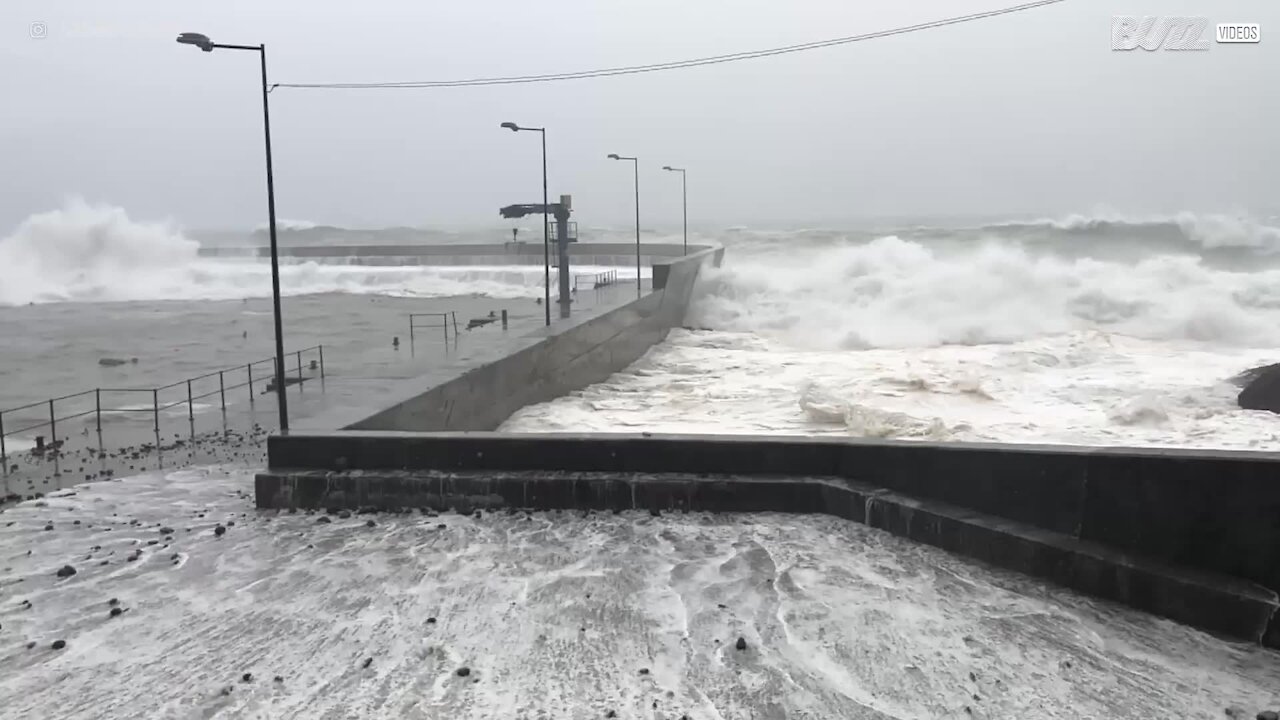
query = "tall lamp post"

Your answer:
(500, 122), (551, 326)
(177, 32), (289, 432)
(661, 166), (687, 256)
(607, 154), (642, 298)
